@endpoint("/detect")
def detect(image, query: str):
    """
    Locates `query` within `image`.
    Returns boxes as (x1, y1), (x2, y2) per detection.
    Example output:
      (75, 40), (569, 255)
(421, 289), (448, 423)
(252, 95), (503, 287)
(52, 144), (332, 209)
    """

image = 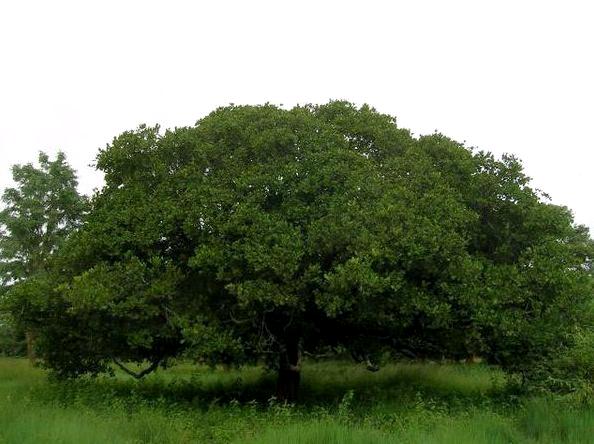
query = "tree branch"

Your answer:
(112, 358), (162, 379)
(303, 351), (335, 360)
